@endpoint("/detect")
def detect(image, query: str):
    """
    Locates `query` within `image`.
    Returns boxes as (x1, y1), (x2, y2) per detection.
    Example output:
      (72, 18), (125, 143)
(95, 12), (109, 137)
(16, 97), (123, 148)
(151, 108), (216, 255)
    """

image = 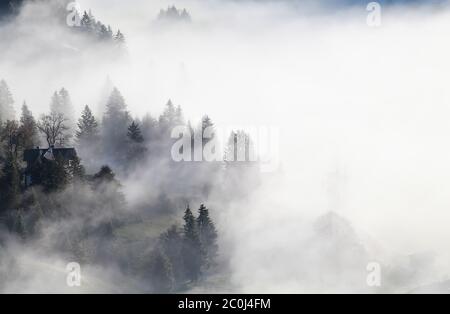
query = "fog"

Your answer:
(1, 0), (450, 293)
